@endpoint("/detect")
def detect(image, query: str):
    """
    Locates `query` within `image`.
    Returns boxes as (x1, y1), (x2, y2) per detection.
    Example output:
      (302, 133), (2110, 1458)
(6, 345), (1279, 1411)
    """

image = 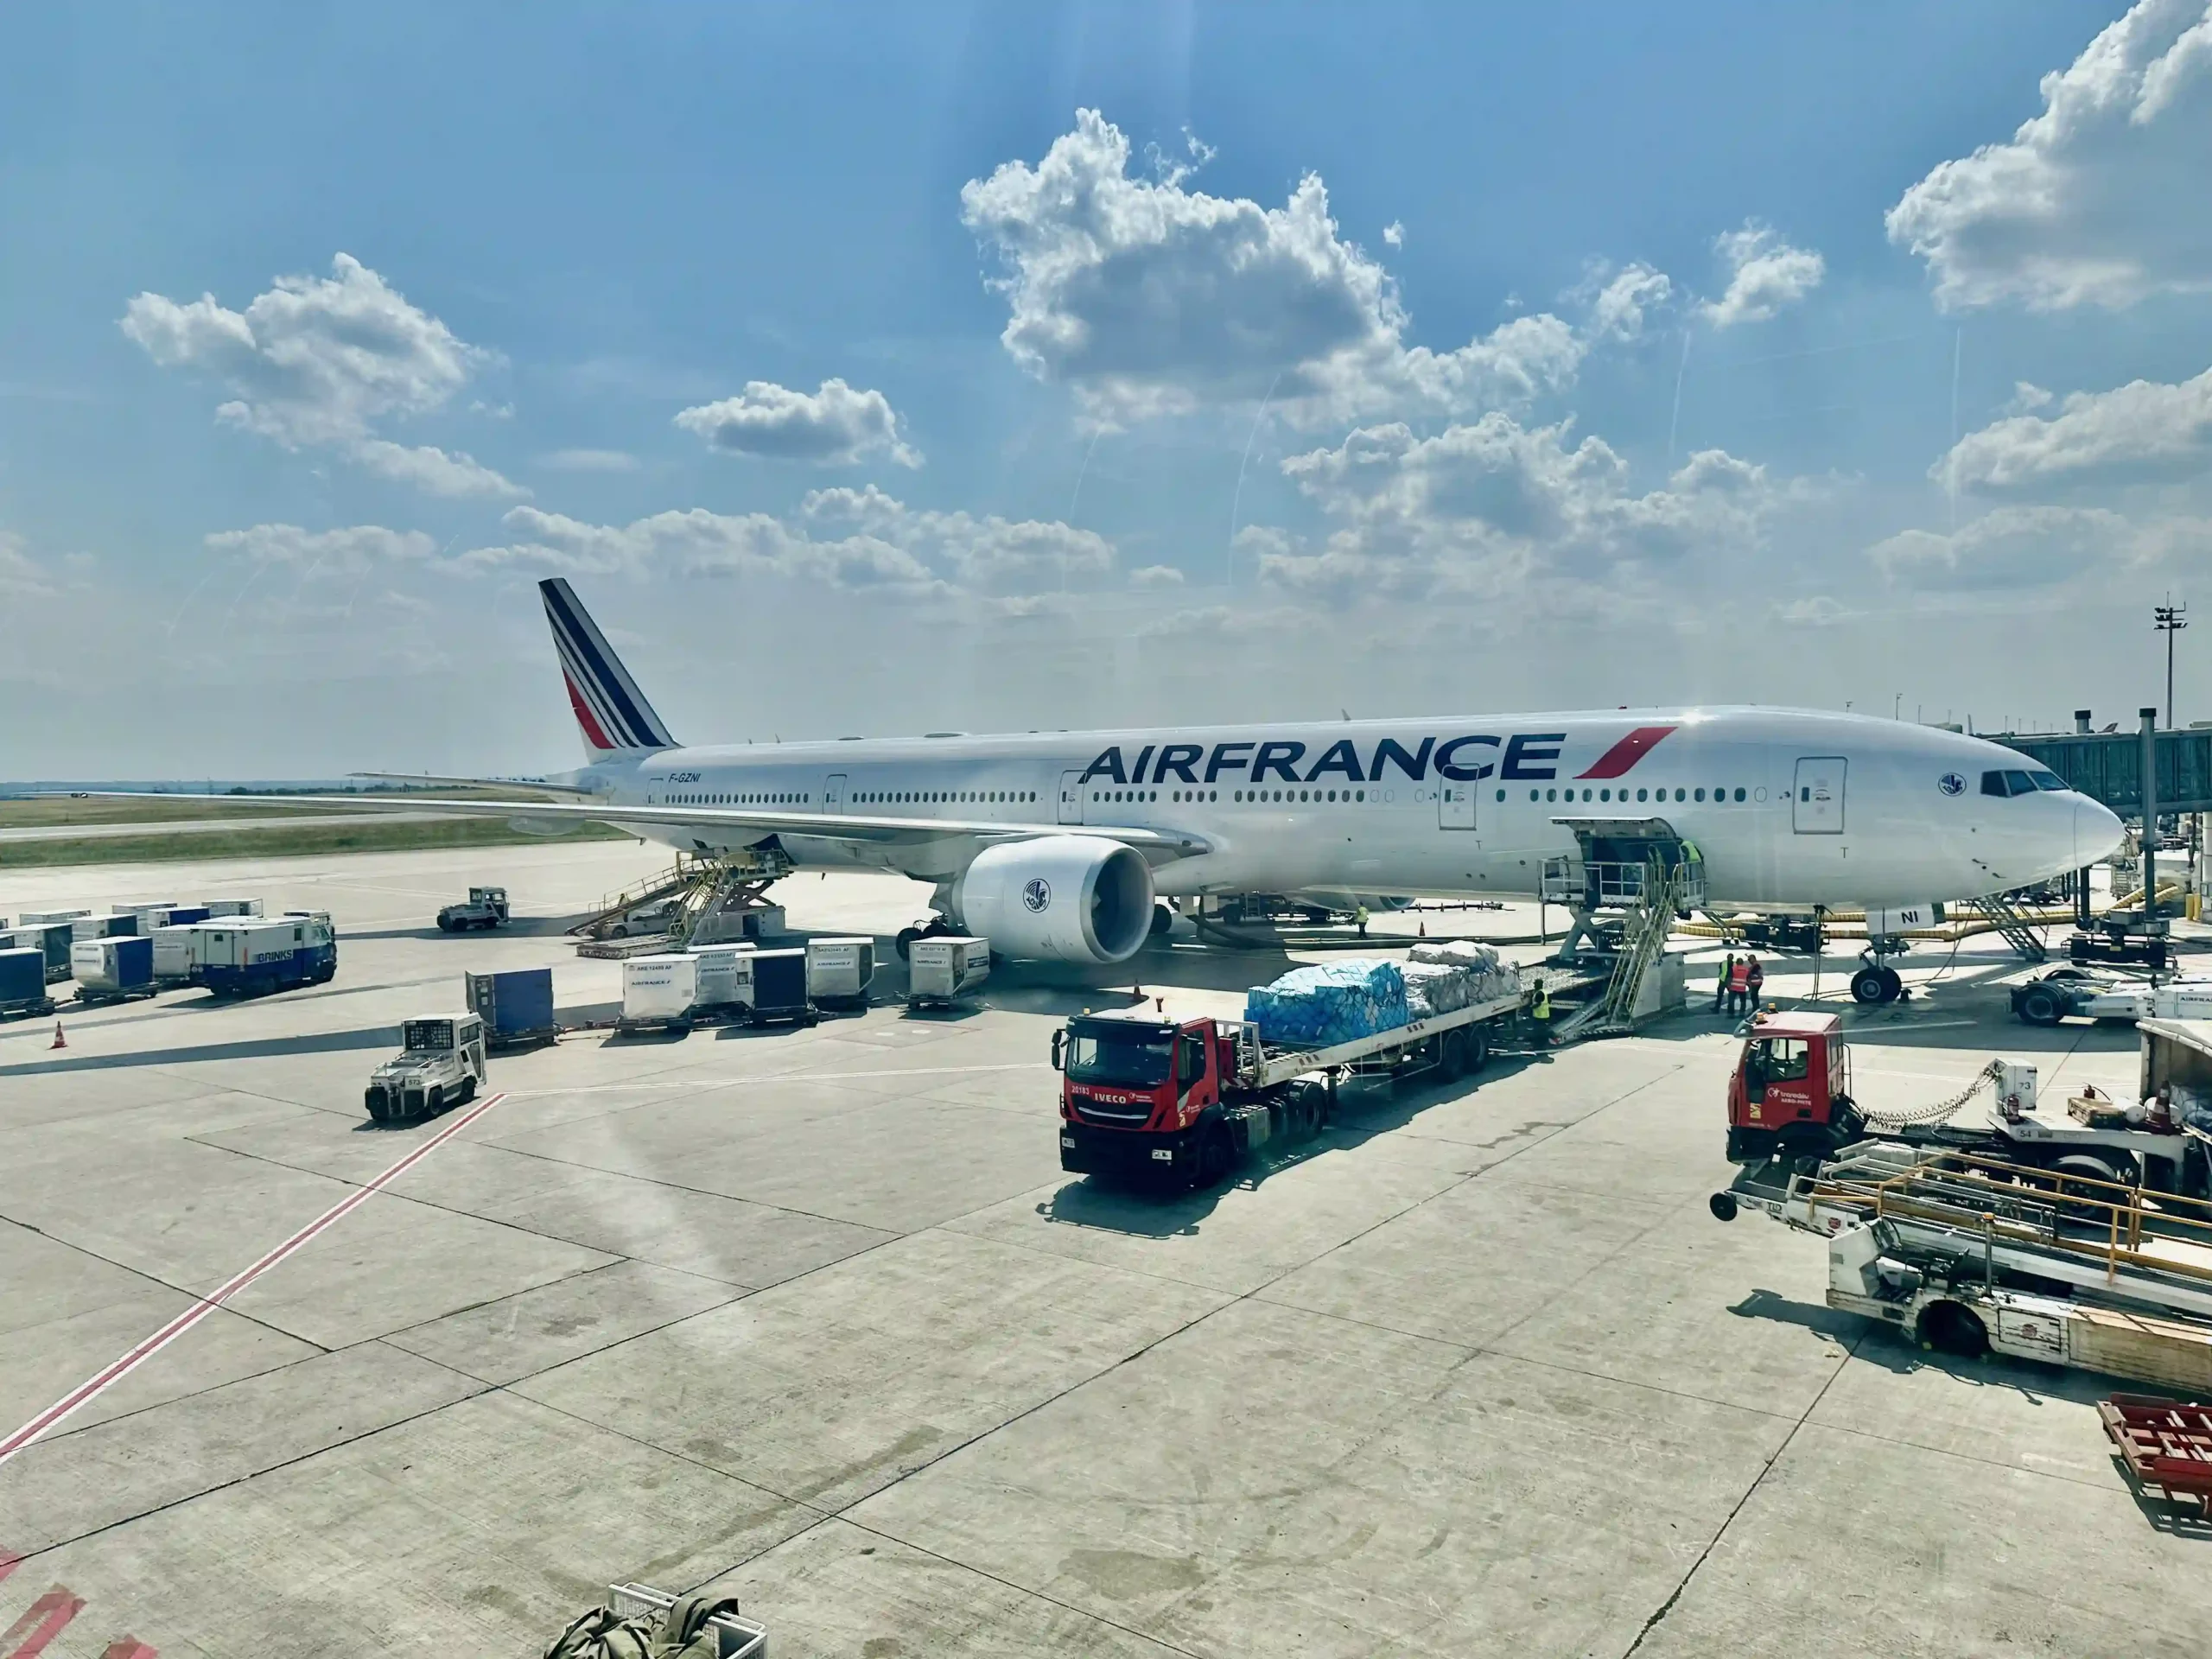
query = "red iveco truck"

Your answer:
(1052, 986), (1529, 1189)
